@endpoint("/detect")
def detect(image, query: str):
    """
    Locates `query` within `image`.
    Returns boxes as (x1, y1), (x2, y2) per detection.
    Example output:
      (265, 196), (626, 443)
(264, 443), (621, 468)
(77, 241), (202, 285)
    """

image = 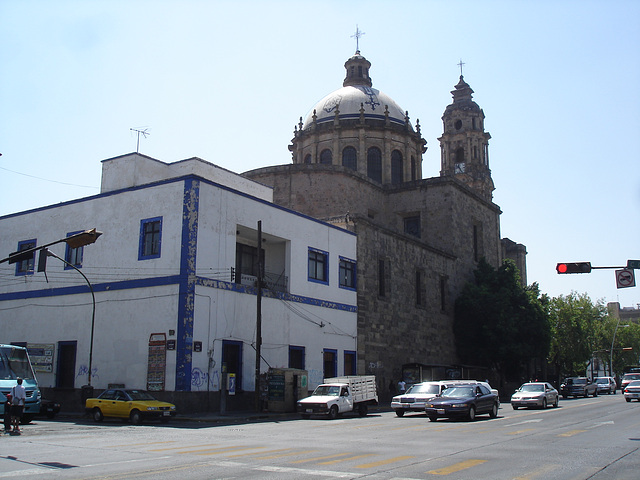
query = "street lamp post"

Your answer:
(610, 318), (630, 377)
